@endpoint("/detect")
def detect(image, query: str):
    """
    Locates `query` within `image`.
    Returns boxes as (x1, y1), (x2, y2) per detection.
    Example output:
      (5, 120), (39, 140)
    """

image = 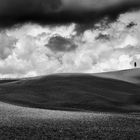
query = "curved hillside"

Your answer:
(0, 69), (140, 112)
